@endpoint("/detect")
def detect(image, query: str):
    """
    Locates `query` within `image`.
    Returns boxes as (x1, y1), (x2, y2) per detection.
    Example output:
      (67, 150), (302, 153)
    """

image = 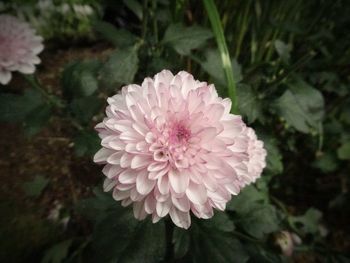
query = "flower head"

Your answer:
(94, 70), (266, 229)
(0, 15), (44, 85)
